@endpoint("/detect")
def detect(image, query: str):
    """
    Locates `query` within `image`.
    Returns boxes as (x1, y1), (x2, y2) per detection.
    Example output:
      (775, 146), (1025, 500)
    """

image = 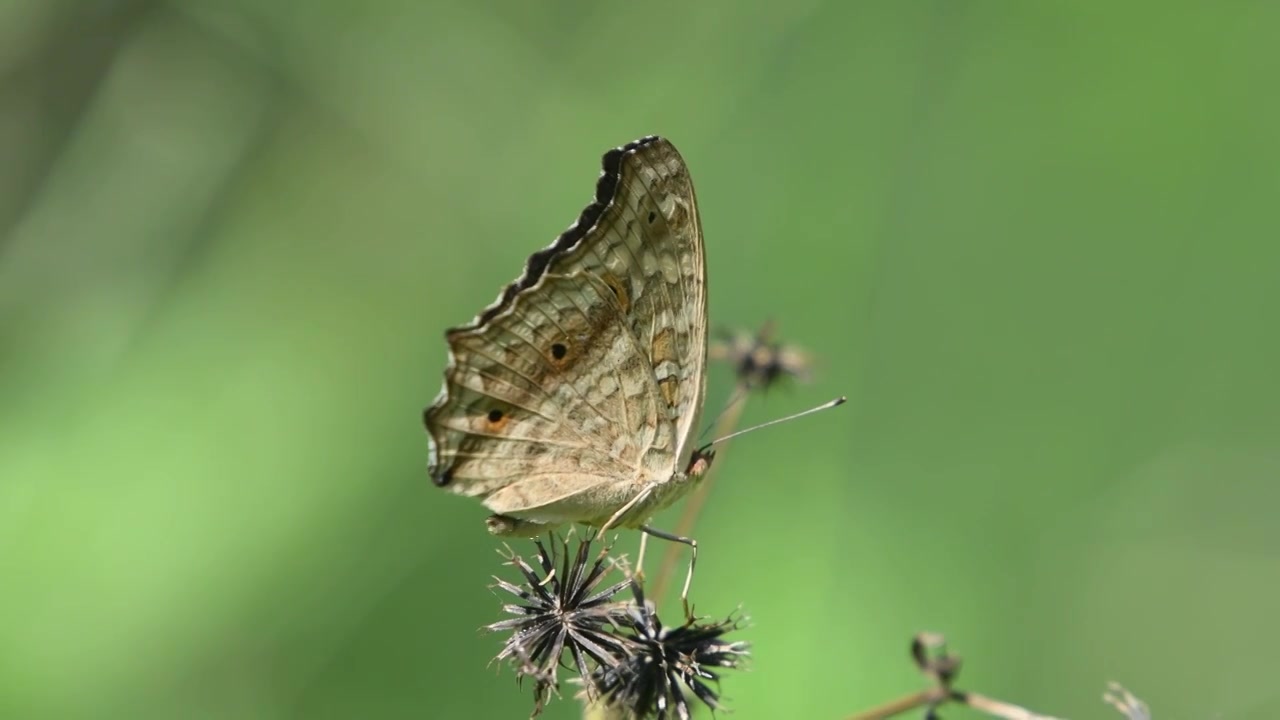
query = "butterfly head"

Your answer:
(685, 446), (716, 479)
